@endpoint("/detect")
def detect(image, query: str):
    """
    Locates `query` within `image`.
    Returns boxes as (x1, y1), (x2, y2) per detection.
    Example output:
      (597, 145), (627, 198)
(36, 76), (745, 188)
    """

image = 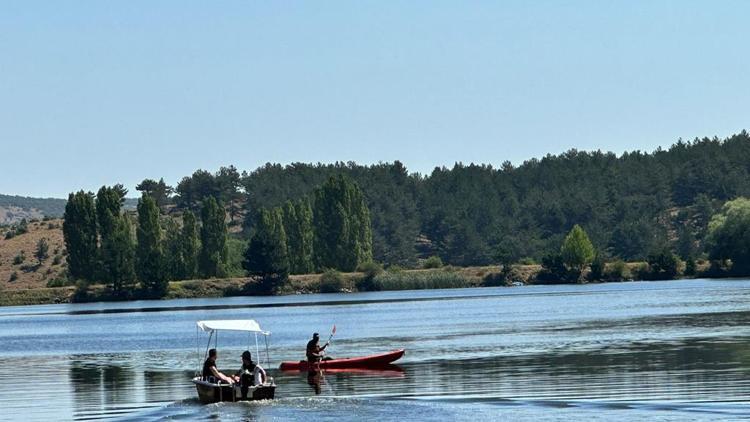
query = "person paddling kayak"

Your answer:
(306, 332), (330, 363)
